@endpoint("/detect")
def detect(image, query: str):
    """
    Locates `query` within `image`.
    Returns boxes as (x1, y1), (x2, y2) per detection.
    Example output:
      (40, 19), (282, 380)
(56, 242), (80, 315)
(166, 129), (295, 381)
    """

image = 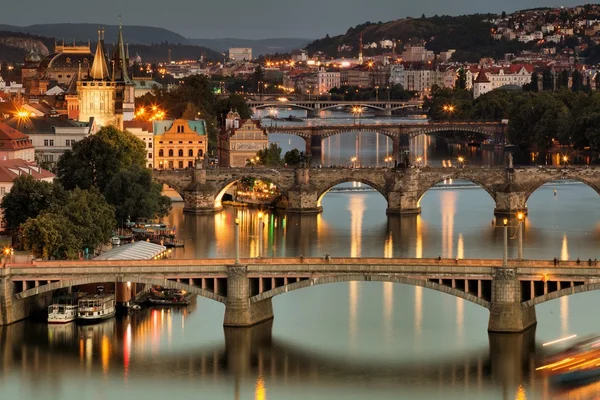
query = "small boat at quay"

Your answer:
(48, 294), (83, 324)
(537, 335), (600, 386)
(77, 294), (116, 323)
